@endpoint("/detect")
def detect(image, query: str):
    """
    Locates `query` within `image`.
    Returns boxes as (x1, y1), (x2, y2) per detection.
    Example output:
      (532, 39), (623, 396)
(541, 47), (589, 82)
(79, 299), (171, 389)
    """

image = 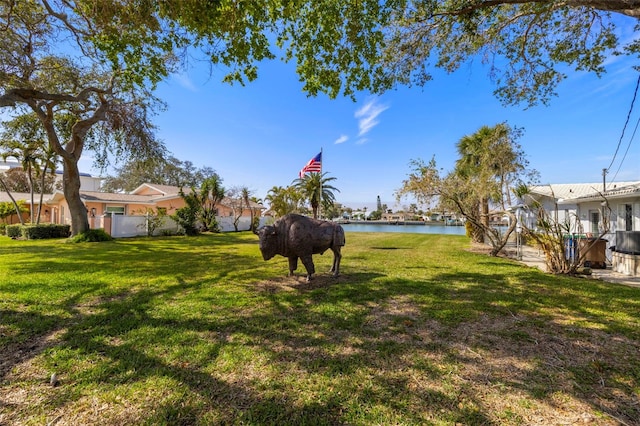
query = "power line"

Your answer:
(606, 73), (640, 173)
(610, 113), (640, 182)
